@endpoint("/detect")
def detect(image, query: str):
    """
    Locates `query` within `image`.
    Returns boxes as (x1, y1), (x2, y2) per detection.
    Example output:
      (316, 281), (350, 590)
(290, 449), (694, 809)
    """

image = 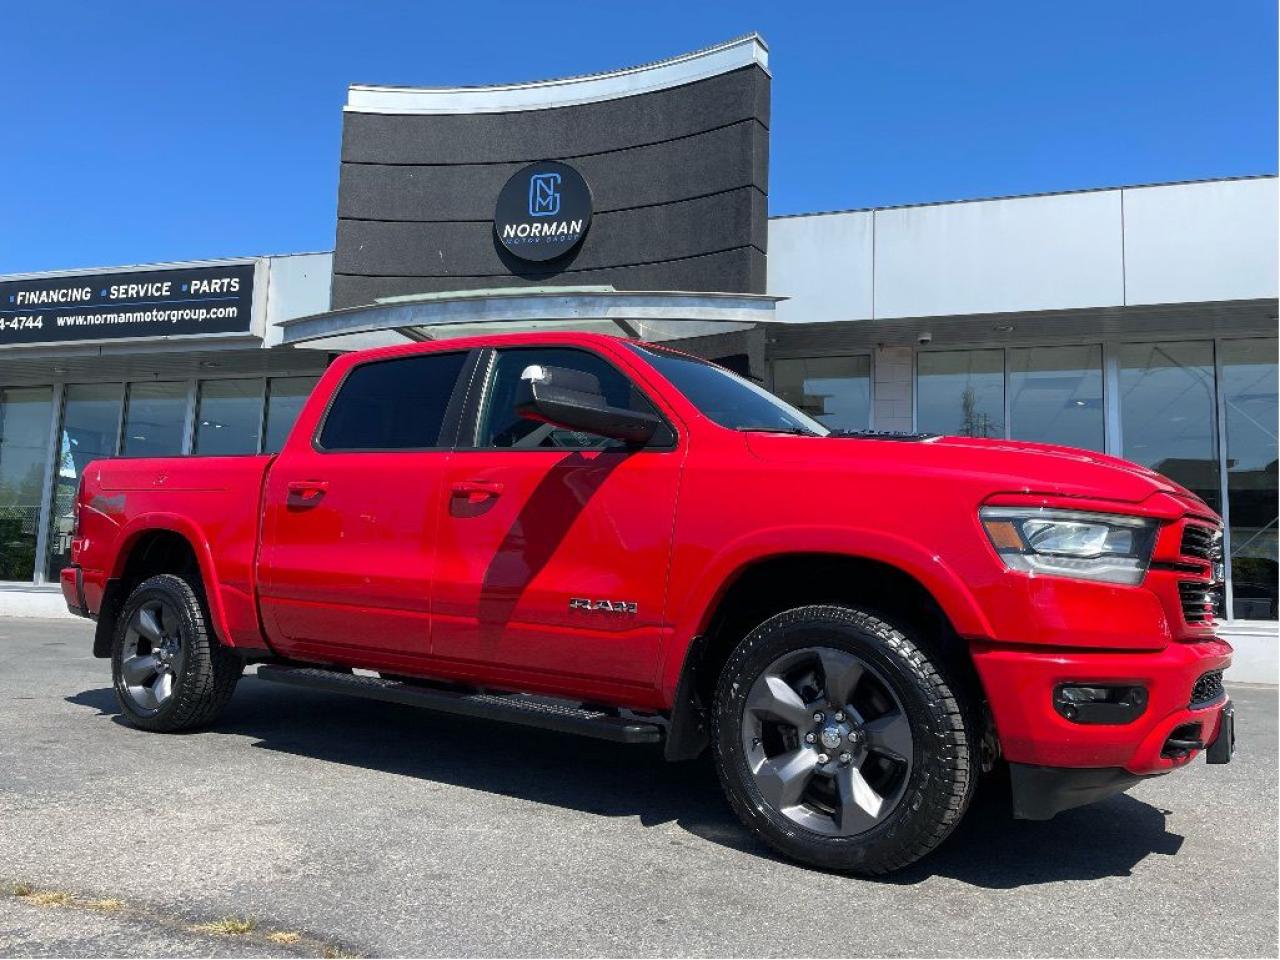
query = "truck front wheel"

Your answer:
(712, 604), (975, 874)
(111, 574), (241, 732)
